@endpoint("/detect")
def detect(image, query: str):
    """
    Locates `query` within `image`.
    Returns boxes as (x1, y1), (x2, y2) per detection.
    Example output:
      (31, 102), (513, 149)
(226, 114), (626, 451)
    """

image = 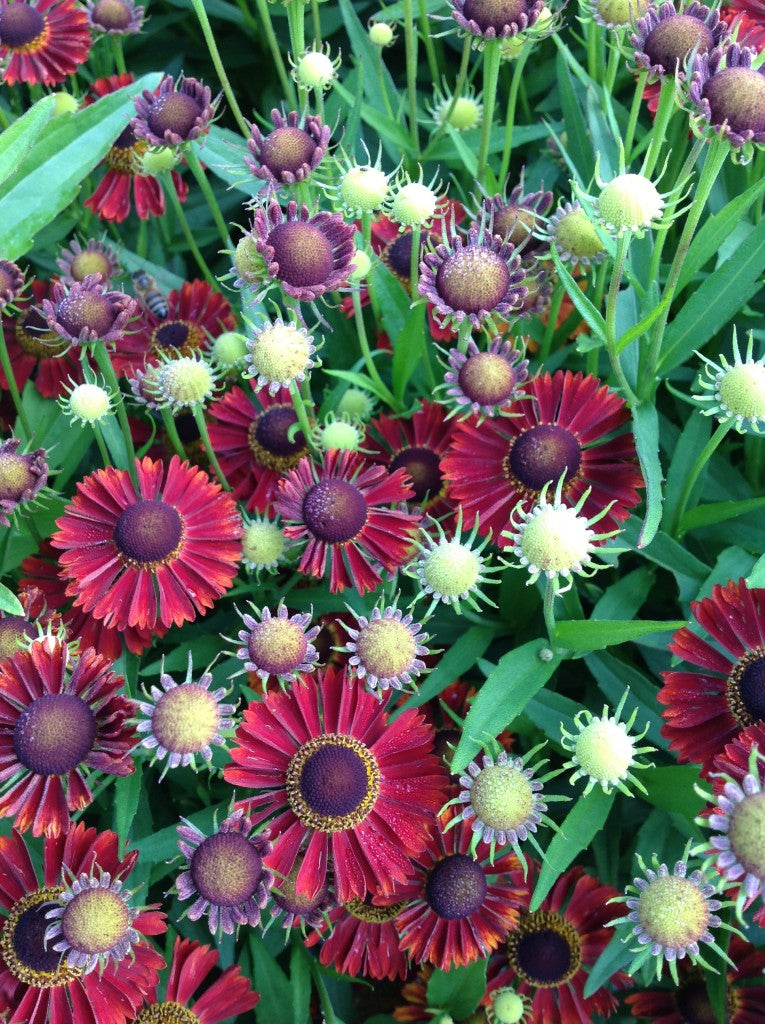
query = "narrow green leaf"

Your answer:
(112, 767), (143, 849)
(585, 652), (668, 749)
(639, 765), (704, 818)
(592, 567), (654, 621)
(427, 960), (487, 1020)
(583, 934), (633, 998)
(530, 789), (614, 911)
(201, 124), (257, 194)
(451, 640), (562, 773)
(323, 369), (393, 404)
(555, 50), (592, 183)
(632, 402), (664, 549)
(550, 248), (607, 342)
(679, 495), (765, 536)
(252, 937), (294, 1024)
(374, 262), (411, 342)
(392, 304), (426, 402)
(0, 95), (55, 187)
(555, 618), (685, 652)
(396, 626), (495, 712)
(290, 939), (312, 1024)
(0, 583), (24, 616)
(615, 294), (671, 353)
